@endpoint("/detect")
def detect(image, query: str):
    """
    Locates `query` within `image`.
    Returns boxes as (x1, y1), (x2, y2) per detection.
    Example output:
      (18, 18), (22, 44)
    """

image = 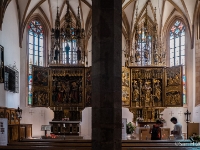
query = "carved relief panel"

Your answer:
(164, 66), (183, 107)
(122, 67), (130, 107)
(32, 66), (50, 107)
(50, 67), (84, 107)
